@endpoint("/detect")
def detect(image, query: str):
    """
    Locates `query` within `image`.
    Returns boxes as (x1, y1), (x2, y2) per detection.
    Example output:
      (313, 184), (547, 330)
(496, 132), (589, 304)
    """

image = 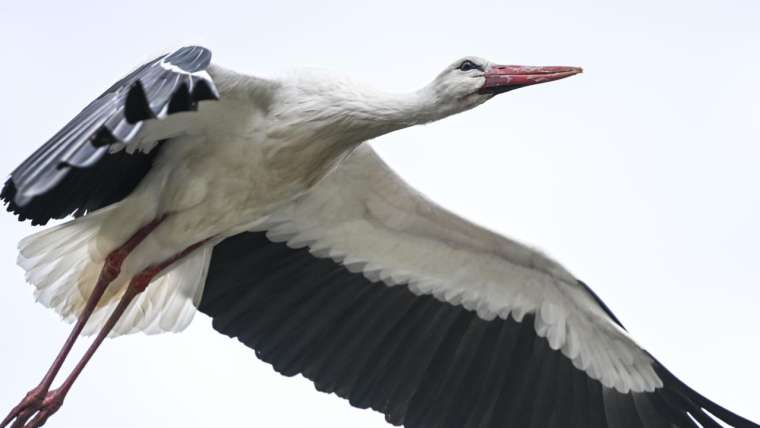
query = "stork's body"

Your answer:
(30, 64), (495, 328)
(90, 82), (298, 285)
(1, 47), (757, 428)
